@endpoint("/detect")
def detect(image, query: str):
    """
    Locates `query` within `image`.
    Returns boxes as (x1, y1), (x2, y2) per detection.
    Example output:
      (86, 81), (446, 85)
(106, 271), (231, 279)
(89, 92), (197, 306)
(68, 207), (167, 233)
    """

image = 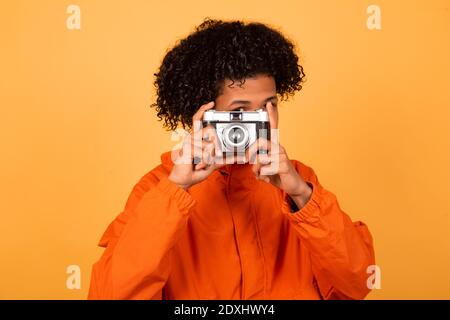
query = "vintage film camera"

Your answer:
(202, 108), (270, 159)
